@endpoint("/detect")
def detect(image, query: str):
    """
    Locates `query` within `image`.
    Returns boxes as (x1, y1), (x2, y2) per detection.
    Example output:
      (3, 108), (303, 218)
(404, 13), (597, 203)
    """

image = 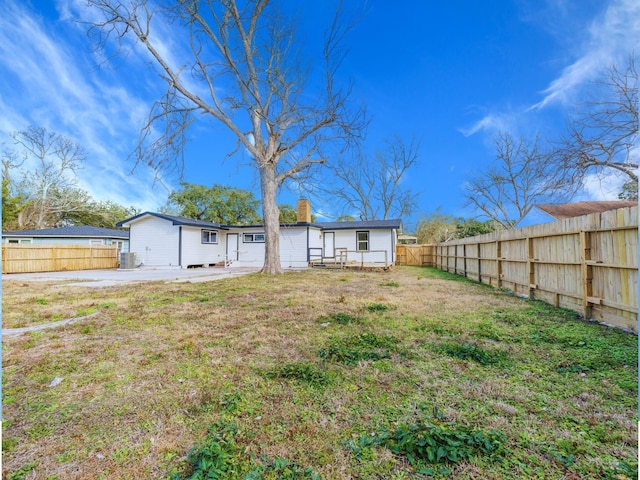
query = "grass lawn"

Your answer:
(2, 266), (637, 479)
